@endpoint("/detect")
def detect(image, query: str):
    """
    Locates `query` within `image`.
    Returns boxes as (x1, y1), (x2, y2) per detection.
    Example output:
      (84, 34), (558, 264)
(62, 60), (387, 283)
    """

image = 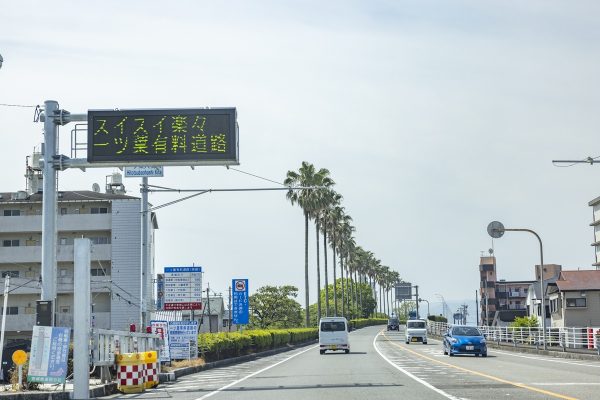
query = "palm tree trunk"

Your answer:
(315, 221), (321, 322)
(350, 269), (356, 319)
(332, 247), (338, 316)
(304, 211), (310, 327)
(323, 229), (329, 317)
(340, 255), (345, 317)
